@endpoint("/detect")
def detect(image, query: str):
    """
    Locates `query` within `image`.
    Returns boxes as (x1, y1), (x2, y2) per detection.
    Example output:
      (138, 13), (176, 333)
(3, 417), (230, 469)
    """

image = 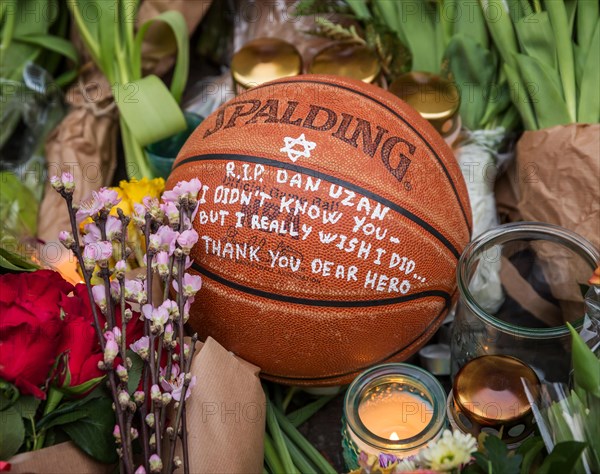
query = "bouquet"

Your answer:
(39, 172), (204, 473)
(0, 269), (144, 463)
